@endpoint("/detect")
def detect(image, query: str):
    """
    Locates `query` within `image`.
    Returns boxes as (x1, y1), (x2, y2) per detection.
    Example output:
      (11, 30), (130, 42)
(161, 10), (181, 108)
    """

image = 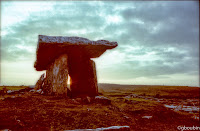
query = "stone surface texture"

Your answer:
(95, 96), (111, 105)
(65, 126), (130, 131)
(34, 73), (45, 90)
(68, 57), (98, 97)
(34, 35), (118, 97)
(34, 35), (118, 71)
(43, 54), (69, 95)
